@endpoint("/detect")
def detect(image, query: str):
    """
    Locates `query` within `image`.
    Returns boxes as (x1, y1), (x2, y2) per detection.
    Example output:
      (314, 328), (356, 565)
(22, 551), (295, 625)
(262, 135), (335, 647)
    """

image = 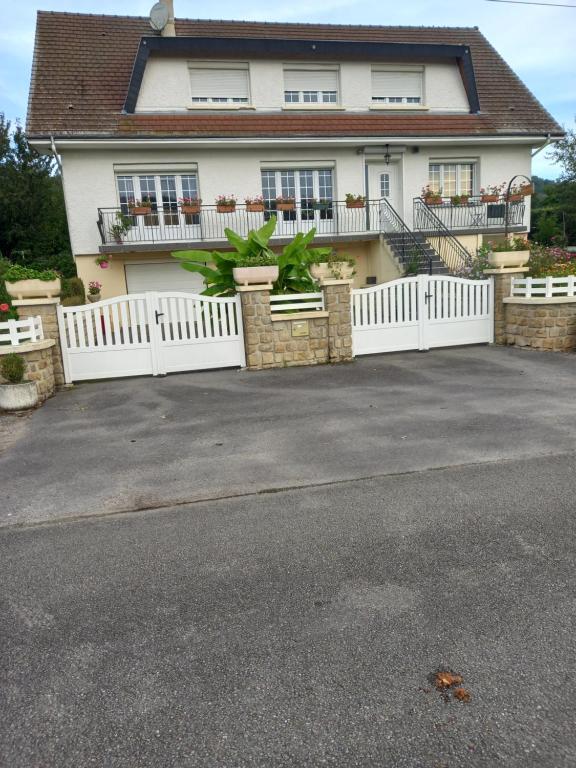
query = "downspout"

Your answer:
(50, 135), (62, 173)
(531, 133), (552, 158)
